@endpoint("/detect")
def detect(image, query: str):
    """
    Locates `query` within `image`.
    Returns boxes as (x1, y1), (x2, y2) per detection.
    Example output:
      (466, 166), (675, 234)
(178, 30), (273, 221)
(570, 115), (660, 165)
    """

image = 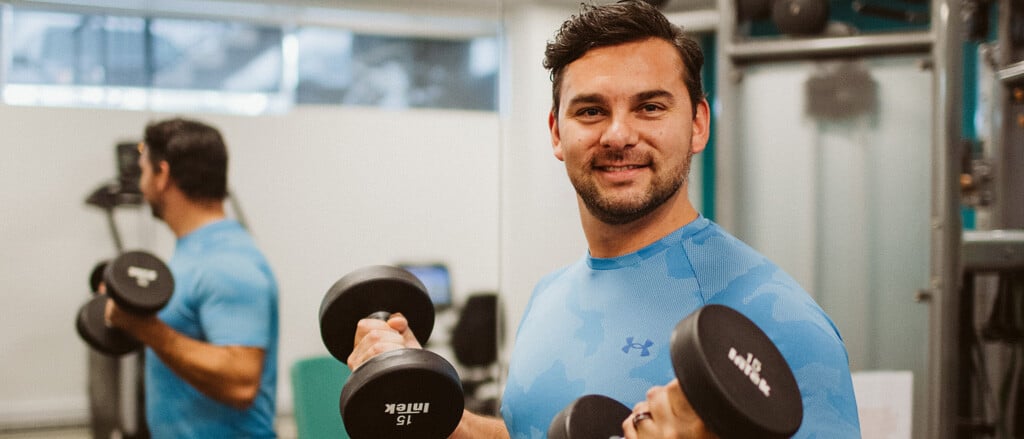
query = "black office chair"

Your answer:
(450, 293), (502, 415)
